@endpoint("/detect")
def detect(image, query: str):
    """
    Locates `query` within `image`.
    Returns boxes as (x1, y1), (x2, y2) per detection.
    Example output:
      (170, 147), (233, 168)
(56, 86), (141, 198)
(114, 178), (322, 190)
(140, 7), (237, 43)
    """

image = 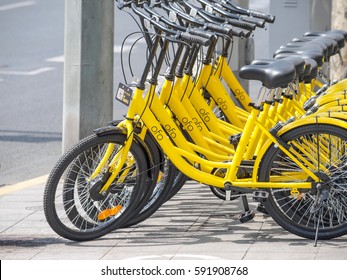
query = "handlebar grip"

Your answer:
(189, 28), (217, 41)
(205, 23), (234, 37)
(232, 26), (249, 38)
(240, 15), (266, 28)
(179, 32), (211, 47)
(251, 11), (276, 23)
(227, 18), (256, 31)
